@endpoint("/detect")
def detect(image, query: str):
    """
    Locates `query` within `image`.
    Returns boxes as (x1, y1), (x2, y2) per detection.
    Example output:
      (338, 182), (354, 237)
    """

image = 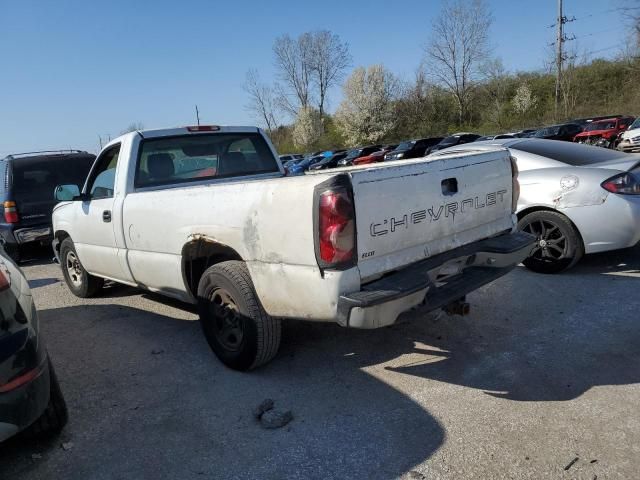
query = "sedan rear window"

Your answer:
(514, 139), (631, 166)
